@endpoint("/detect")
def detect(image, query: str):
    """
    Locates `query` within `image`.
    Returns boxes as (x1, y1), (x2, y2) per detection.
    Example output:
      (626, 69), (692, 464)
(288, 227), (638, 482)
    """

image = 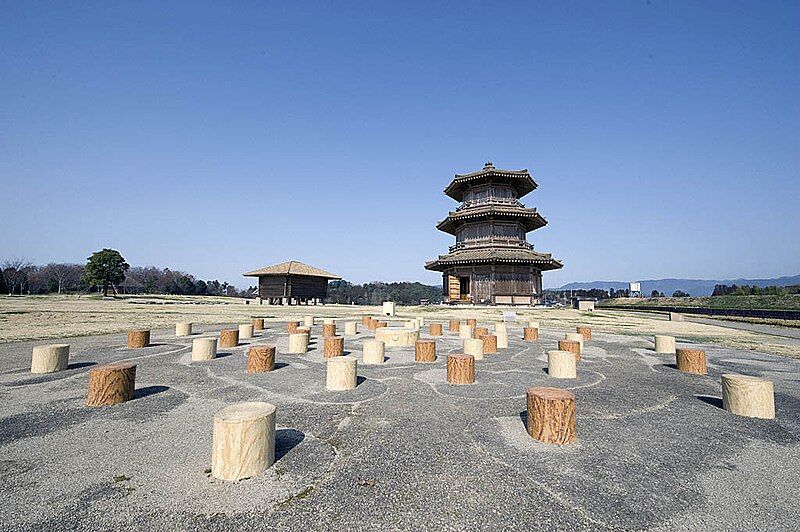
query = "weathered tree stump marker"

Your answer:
(429, 323), (443, 336)
(296, 326), (311, 341)
(446, 354), (475, 385)
(654, 335), (676, 354)
(31, 344), (69, 374)
(375, 321), (388, 329)
(496, 331), (509, 349)
(344, 321), (358, 336)
(449, 320), (460, 332)
(192, 337), (218, 361)
(86, 363), (136, 407)
(482, 334), (498, 354)
(558, 340), (581, 361)
(474, 327), (489, 339)
(459, 325), (474, 339)
(219, 329), (239, 348)
(548, 350), (577, 379)
(576, 326), (592, 341)
(363, 339), (385, 364)
(467, 318), (477, 328)
(323, 336), (344, 358)
(323, 323), (336, 337)
(211, 401), (276, 481)
(288, 333), (309, 354)
(675, 348), (707, 375)
(252, 318), (265, 331)
(127, 330), (150, 348)
(287, 321), (300, 334)
(247, 345), (276, 373)
(721, 374), (775, 419)
(239, 323), (254, 339)
(463, 337), (484, 360)
(326, 356), (357, 391)
(175, 322), (192, 337)
(526, 387), (577, 444)
(523, 327), (539, 341)
(415, 340), (436, 363)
